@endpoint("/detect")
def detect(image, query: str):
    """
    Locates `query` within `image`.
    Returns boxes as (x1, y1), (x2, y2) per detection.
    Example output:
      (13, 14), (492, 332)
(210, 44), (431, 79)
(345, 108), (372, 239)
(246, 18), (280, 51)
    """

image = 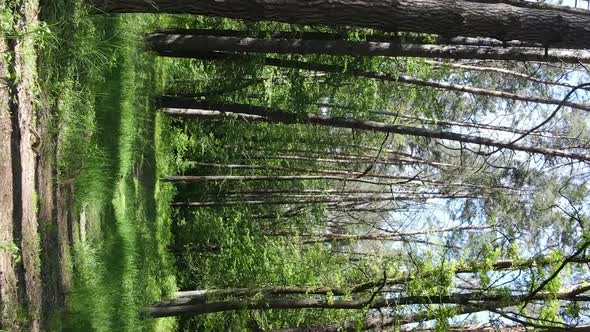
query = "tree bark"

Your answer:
(275, 317), (590, 332)
(213, 191), (476, 201)
(146, 33), (590, 64)
(153, 28), (546, 48)
(160, 254), (590, 307)
(158, 99), (590, 162)
(144, 286), (590, 317)
(370, 110), (584, 142)
(172, 194), (467, 208)
(245, 154), (447, 168)
(353, 256), (590, 291)
(146, 36), (590, 110)
(164, 286), (350, 306)
(426, 60), (590, 92)
(240, 148), (458, 169)
(272, 322), (526, 332)
(257, 56), (590, 112)
(164, 175), (417, 187)
(270, 307), (487, 332)
(151, 40), (590, 111)
(164, 174), (514, 193)
(102, 0), (590, 49)
(209, 189), (414, 196)
(186, 161), (423, 180)
(299, 225), (490, 244)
